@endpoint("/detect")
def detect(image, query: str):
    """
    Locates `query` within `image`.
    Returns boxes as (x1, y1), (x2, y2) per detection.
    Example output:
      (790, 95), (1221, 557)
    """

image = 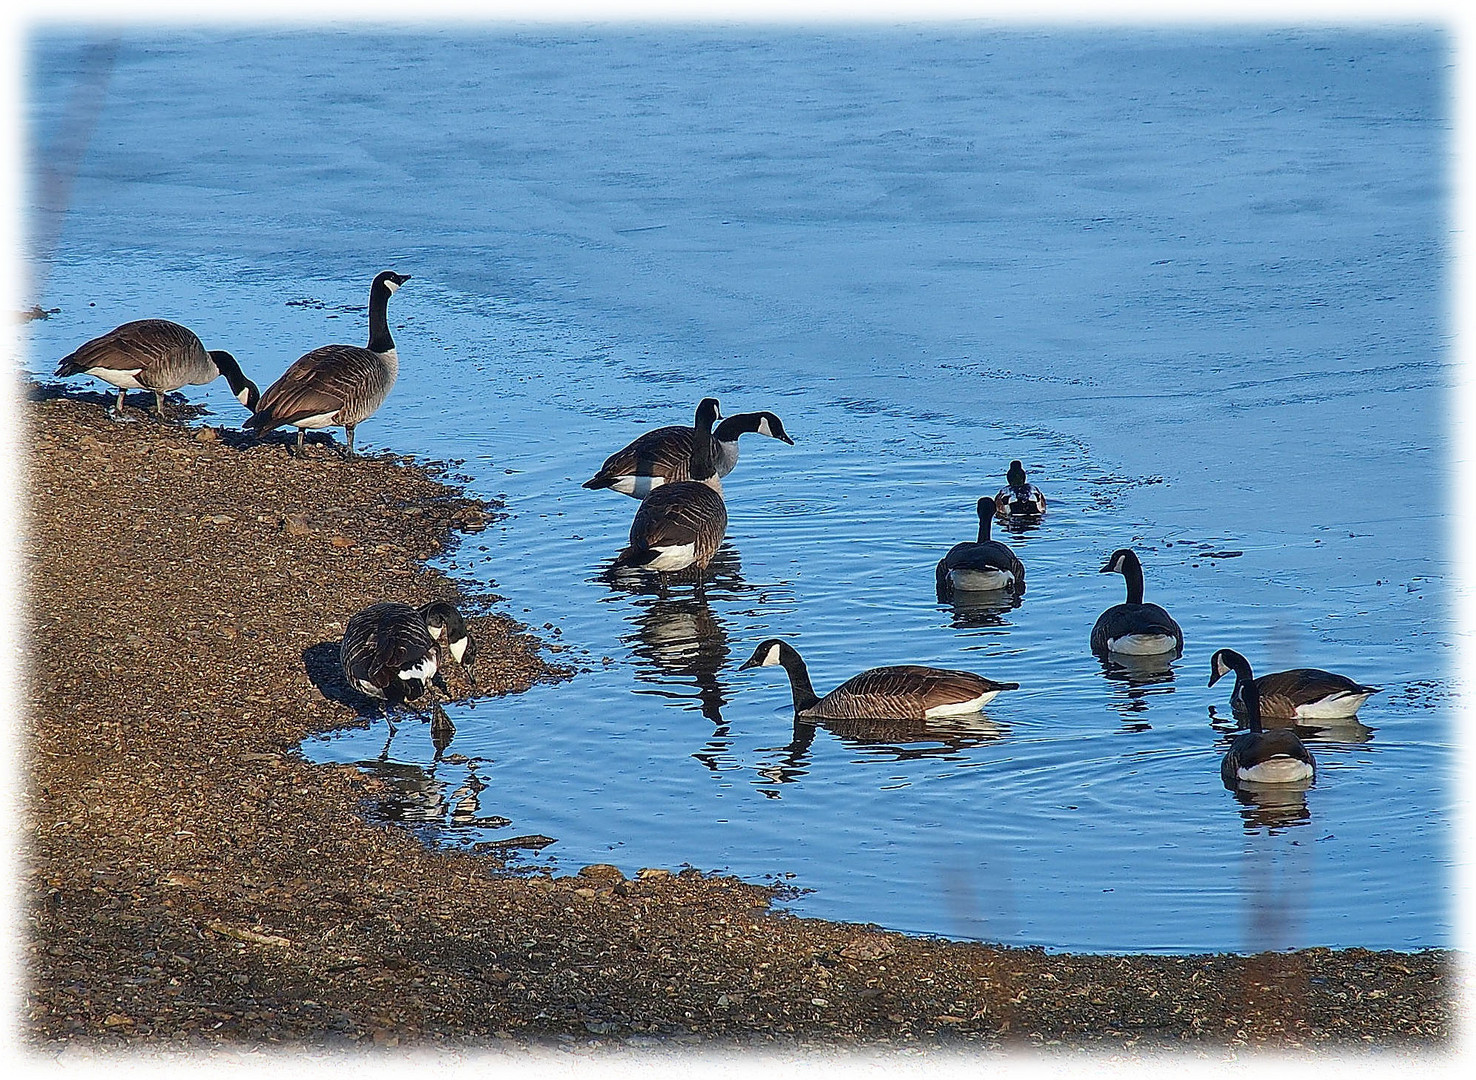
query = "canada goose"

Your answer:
(1210, 649), (1317, 785)
(584, 408), (794, 498)
(340, 600), (448, 710)
(993, 460), (1046, 518)
(935, 496), (1026, 600)
(1090, 548), (1183, 657)
(418, 601), (478, 687)
(739, 638), (1018, 720)
(246, 270), (410, 455)
(54, 319), (259, 420)
(613, 398), (728, 580)
(1220, 658), (1380, 721)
